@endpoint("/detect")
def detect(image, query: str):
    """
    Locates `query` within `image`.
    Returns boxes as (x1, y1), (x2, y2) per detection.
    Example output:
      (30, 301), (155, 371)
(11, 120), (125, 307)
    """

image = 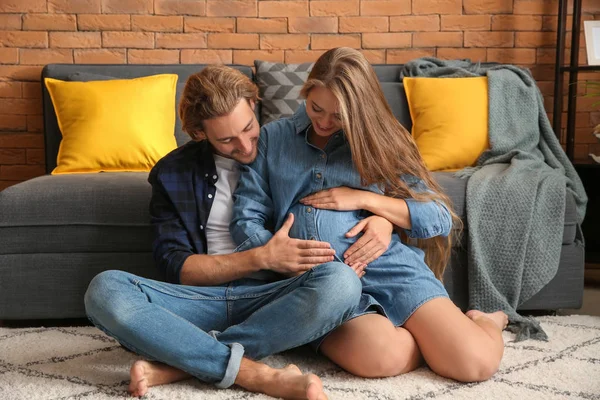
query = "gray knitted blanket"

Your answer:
(401, 58), (587, 341)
